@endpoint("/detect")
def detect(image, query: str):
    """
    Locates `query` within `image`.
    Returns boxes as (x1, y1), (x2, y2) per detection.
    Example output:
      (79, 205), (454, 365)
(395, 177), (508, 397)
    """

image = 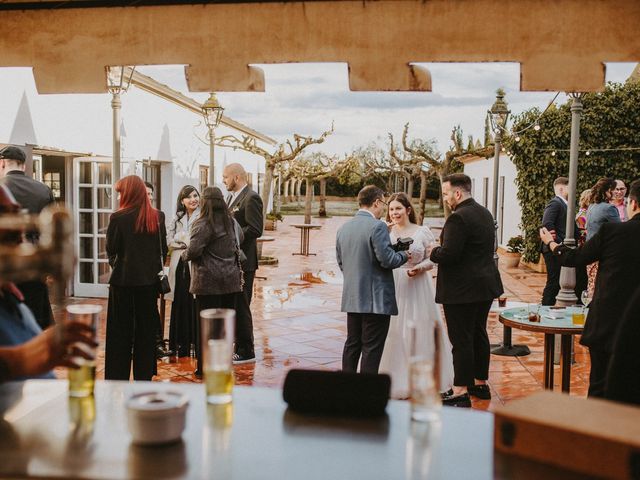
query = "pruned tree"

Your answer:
(216, 124), (334, 220)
